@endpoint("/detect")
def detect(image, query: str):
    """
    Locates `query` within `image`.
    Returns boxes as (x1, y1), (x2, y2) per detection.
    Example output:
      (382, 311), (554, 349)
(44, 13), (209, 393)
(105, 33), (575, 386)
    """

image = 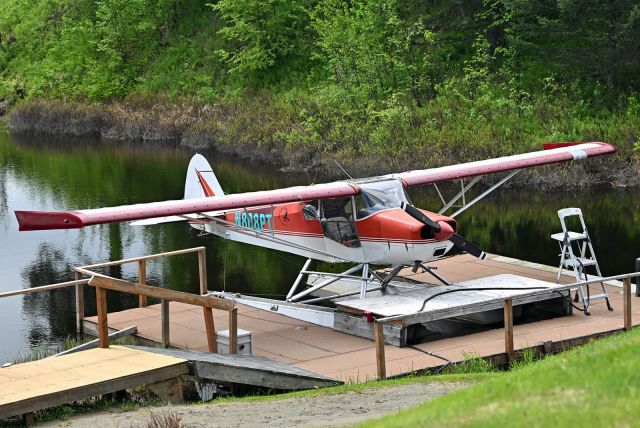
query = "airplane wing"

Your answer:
(15, 182), (358, 231)
(393, 142), (615, 187)
(15, 142), (615, 231)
